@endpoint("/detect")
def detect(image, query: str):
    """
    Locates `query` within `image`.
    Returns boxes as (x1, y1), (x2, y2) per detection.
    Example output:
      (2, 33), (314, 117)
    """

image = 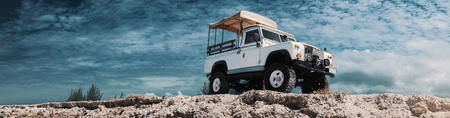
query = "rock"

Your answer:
(1, 90), (450, 117)
(410, 106), (427, 117)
